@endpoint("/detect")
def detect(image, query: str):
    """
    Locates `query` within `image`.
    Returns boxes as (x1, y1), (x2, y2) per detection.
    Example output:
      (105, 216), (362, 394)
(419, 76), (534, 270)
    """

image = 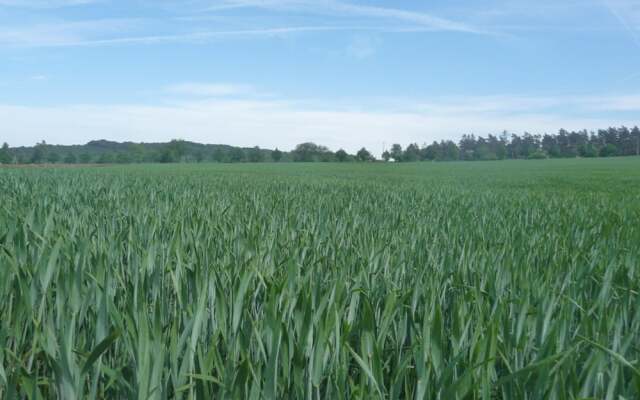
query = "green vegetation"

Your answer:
(3, 125), (639, 166)
(5, 140), (282, 165)
(1, 158), (639, 399)
(388, 126), (640, 162)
